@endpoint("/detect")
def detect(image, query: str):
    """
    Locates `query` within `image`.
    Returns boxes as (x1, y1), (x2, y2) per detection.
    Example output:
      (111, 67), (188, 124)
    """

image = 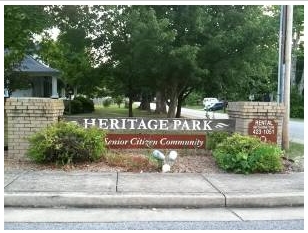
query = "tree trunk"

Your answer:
(139, 92), (151, 111)
(175, 87), (193, 118)
(291, 35), (301, 86)
(298, 67), (304, 96)
(155, 90), (167, 114)
(127, 75), (134, 117)
(128, 92), (133, 117)
(291, 54), (297, 86)
(175, 98), (182, 118)
(167, 91), (178, 118)
(73, 86), (78, 97)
